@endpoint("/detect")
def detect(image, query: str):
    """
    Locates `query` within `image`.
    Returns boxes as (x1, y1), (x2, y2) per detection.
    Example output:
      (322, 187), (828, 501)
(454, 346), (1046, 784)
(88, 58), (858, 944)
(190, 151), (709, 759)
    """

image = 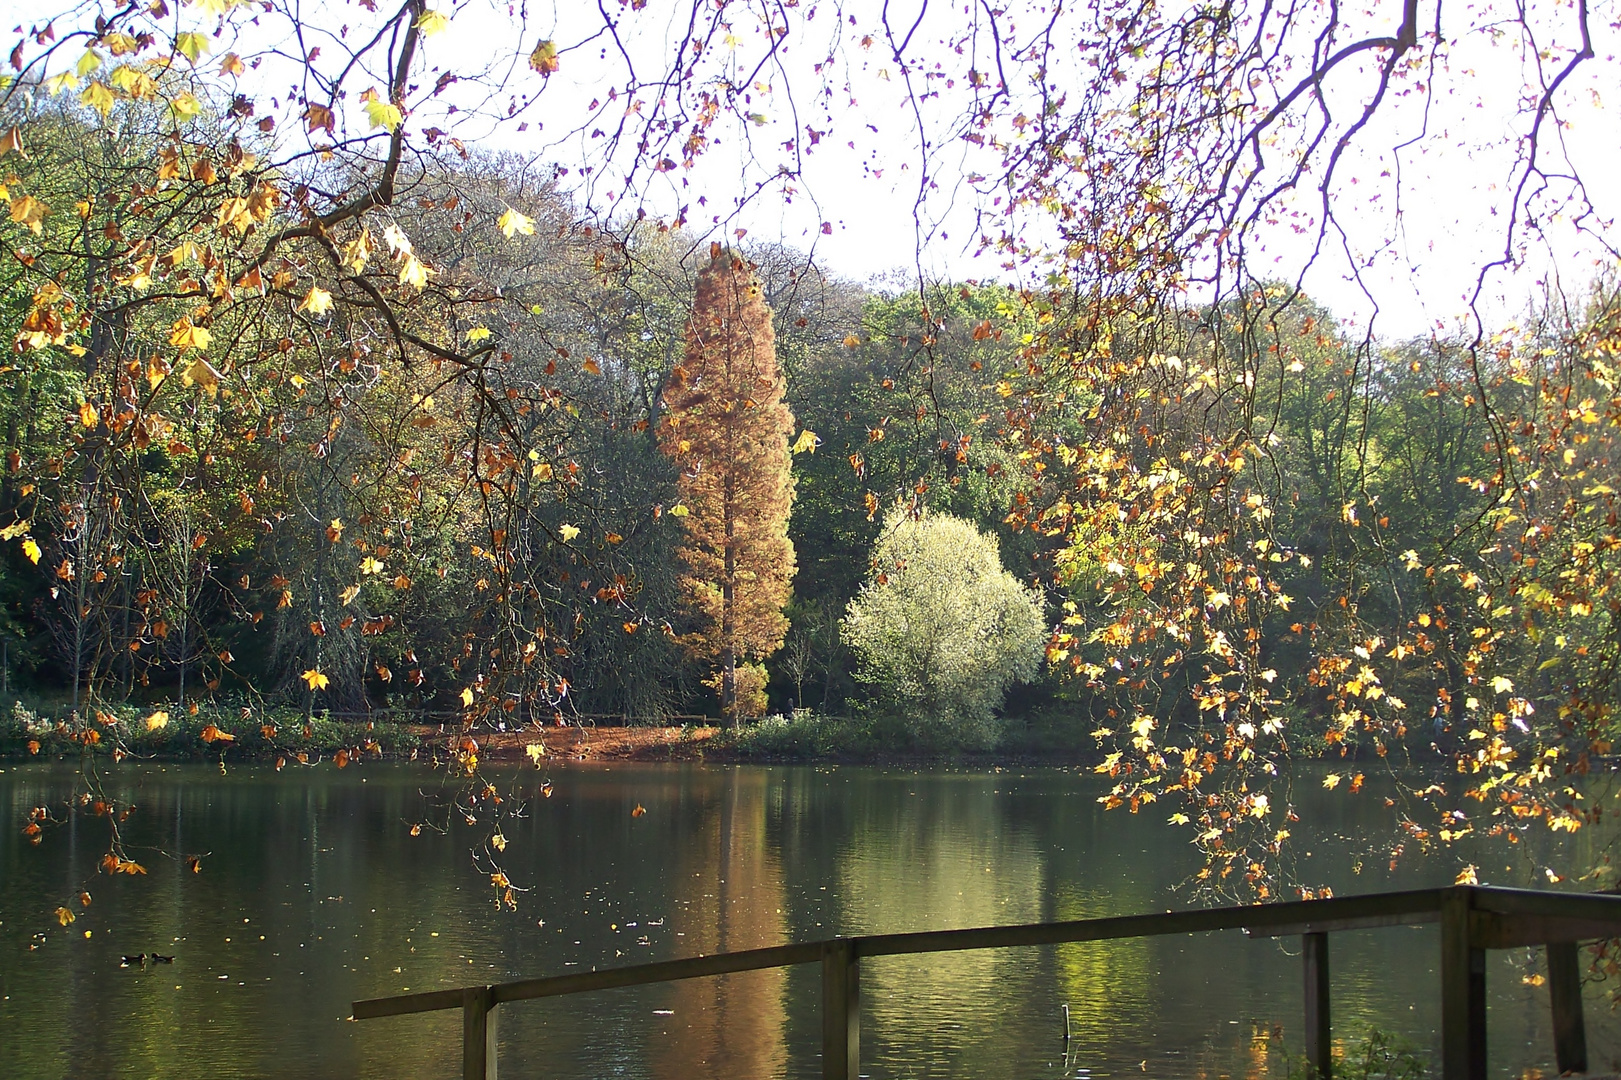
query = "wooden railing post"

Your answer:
(1303, 932), (1330, 1079)
(462, 985), (498, 1080)
(1547, 941), (1587, 1074)
(821, 938), (859, 1080)
(1440, 889), (1485, 1080)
